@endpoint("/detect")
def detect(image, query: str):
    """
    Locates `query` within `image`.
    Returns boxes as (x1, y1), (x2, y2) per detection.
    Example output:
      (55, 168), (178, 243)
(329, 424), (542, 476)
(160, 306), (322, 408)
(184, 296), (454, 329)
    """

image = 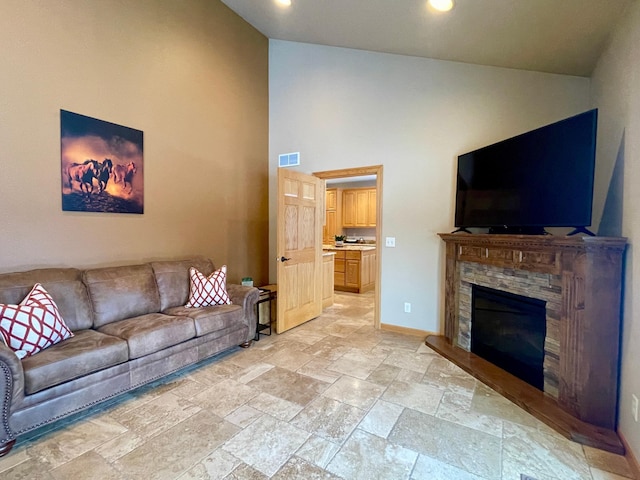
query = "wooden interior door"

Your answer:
(276, 169), (323, 333)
